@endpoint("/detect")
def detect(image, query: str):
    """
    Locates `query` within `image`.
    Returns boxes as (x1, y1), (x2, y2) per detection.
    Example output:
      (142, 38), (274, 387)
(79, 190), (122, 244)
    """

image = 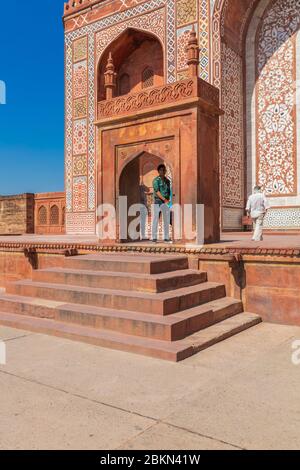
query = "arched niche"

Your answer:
(97, 28), (164, 101)
(212, 0), (300, 230)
